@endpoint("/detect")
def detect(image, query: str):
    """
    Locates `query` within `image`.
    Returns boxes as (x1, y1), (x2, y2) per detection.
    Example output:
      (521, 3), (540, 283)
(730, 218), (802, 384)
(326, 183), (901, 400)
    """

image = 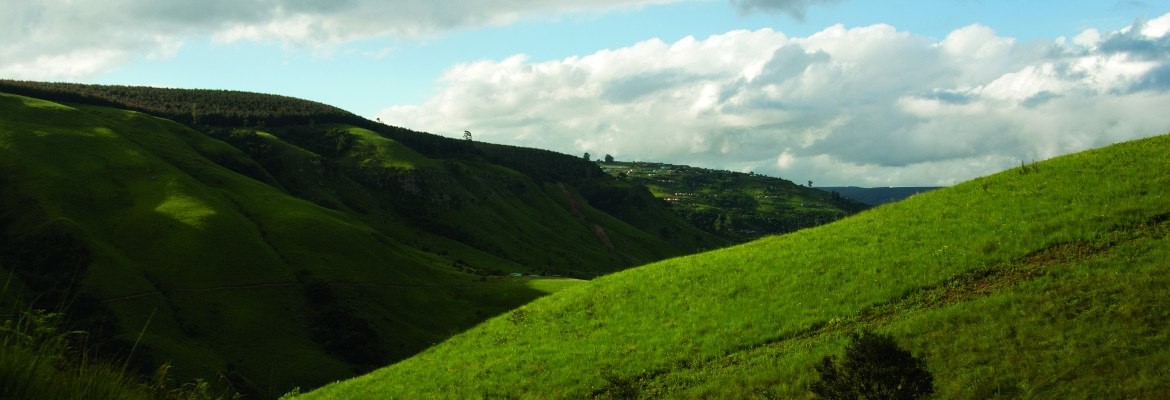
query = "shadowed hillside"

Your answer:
(0, 86), (724, 398)
(302, 134), (1170, 399)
